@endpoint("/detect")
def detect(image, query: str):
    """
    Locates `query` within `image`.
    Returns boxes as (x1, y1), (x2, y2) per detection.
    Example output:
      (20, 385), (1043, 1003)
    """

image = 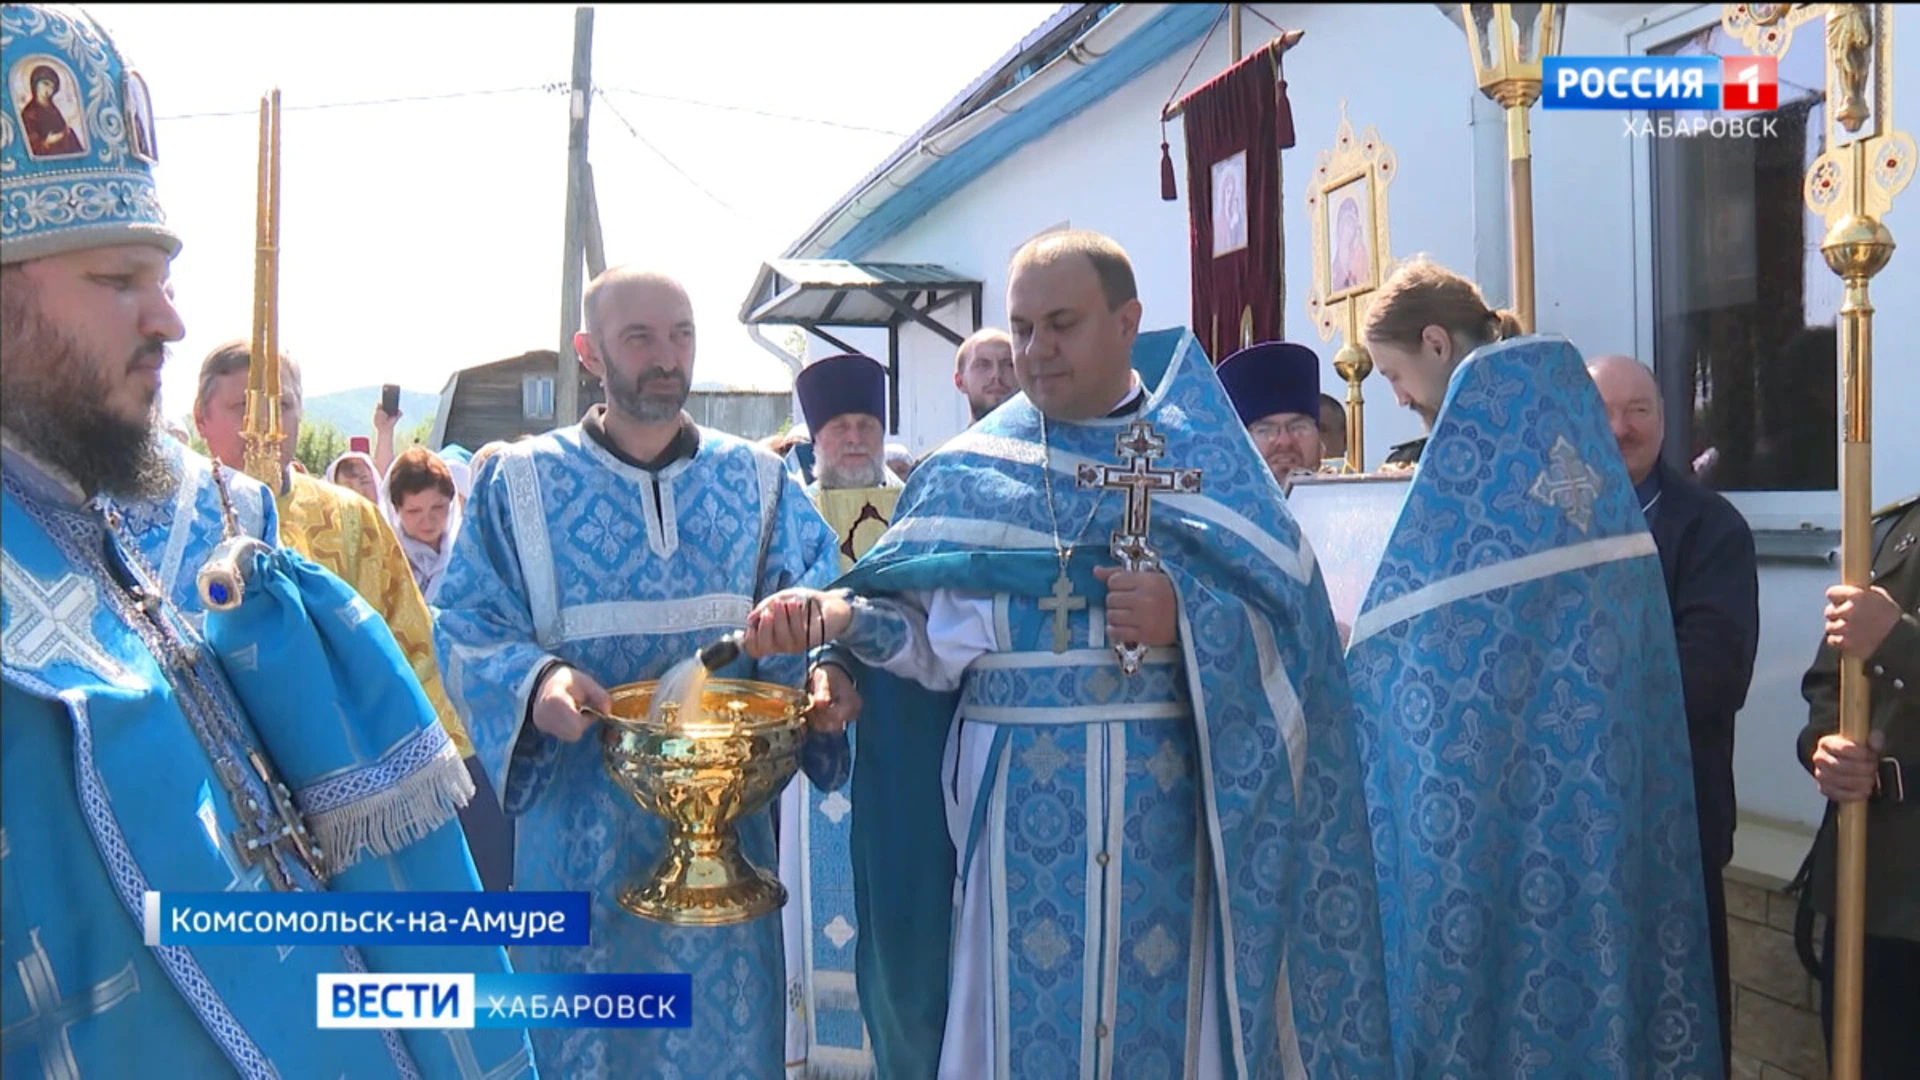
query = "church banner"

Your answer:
(1180, 43), (1296, 364)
